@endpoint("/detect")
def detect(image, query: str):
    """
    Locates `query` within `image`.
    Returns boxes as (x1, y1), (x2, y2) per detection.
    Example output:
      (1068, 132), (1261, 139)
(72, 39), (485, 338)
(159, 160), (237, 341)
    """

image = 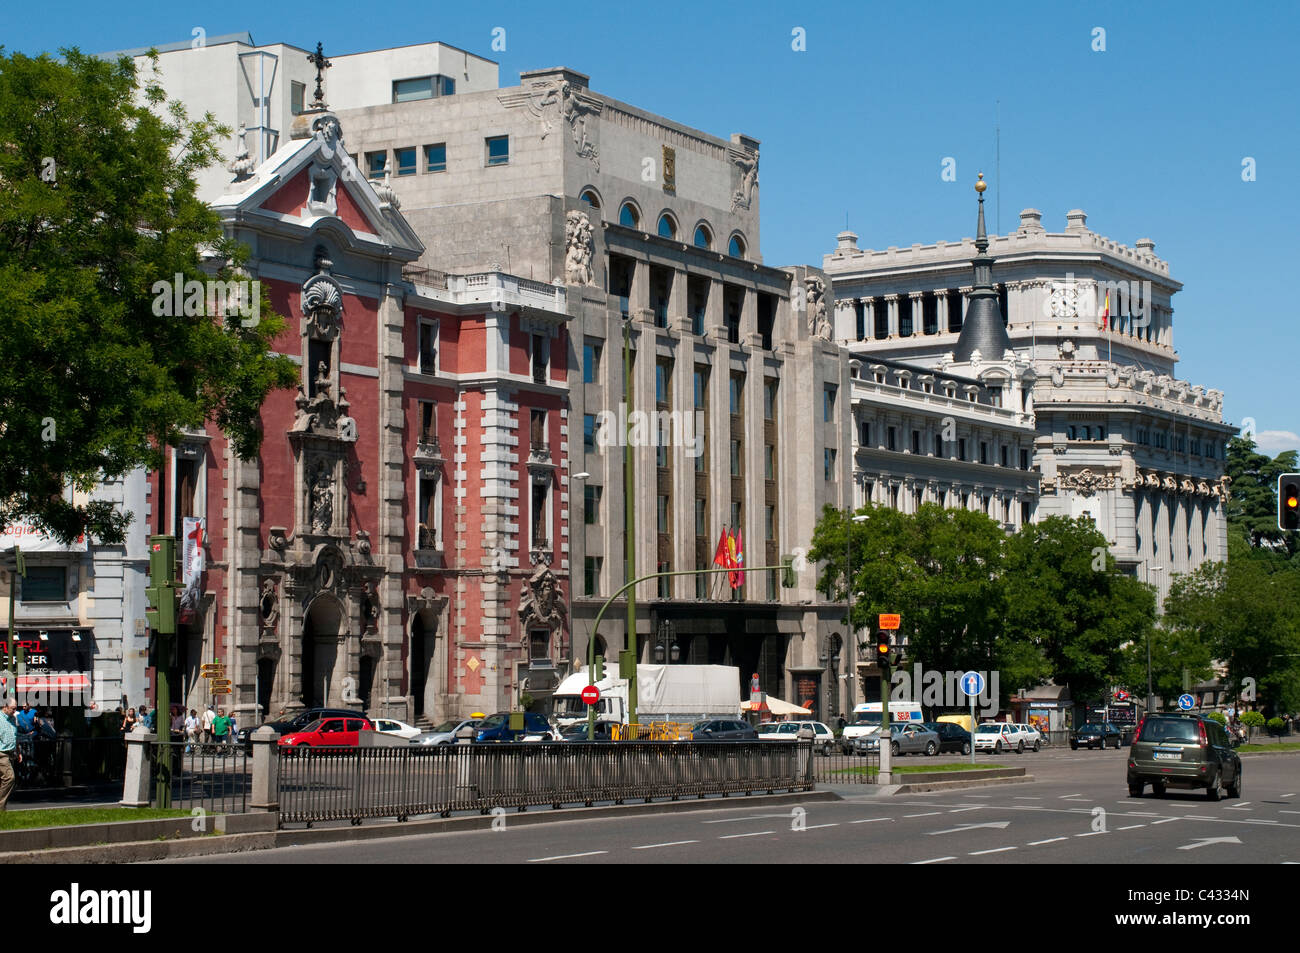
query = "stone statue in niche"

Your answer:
(564, 210), (594, 286)
(259, 578), (279, 630)
(360, 582), (380, 633)
(518, 564), (567, 632)
(310, 462), (334, 533)
(805, 276), (831, 340)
